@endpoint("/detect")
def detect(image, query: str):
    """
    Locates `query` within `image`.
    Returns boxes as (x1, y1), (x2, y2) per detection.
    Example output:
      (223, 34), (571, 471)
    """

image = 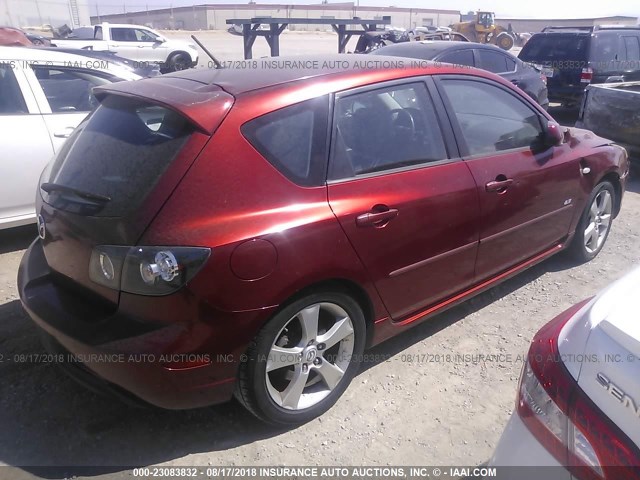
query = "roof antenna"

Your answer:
(190, 34), (223, 69)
